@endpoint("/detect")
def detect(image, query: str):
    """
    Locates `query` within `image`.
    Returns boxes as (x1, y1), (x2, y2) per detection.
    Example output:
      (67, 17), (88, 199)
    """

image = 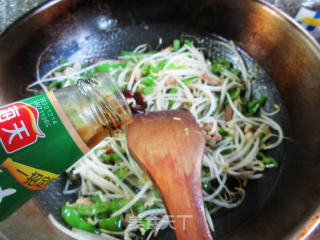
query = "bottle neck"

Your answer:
(77, 74), (132, 136)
